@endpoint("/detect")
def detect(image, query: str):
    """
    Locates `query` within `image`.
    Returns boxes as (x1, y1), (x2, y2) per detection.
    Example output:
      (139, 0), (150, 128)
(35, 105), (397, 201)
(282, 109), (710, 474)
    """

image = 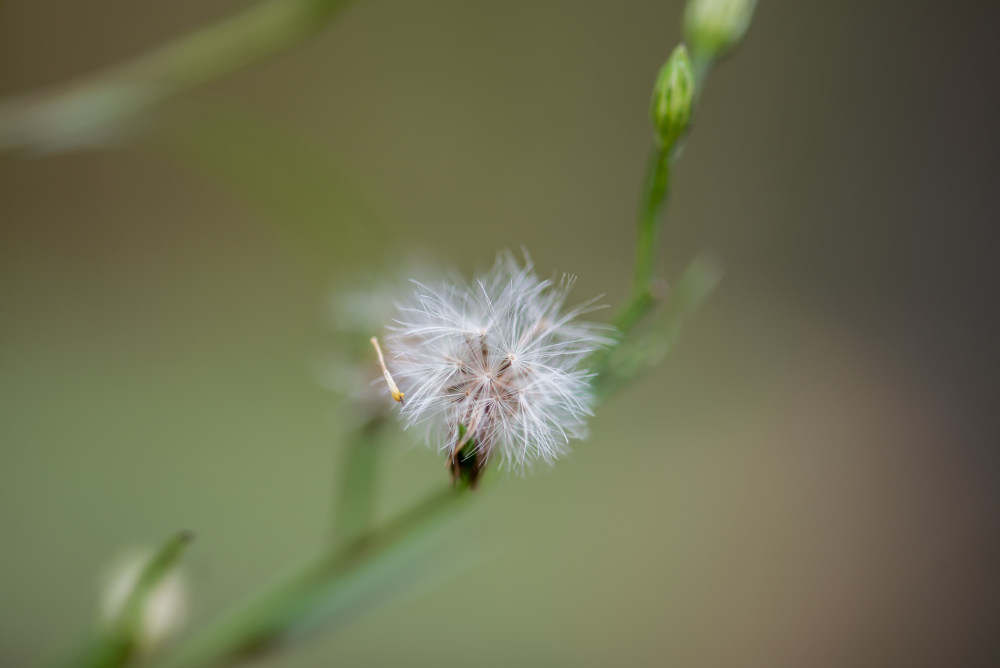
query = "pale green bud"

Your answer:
(100, 549), (188, 655)
(650, 45), (694, 149)
(684, 0), (757, 59)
